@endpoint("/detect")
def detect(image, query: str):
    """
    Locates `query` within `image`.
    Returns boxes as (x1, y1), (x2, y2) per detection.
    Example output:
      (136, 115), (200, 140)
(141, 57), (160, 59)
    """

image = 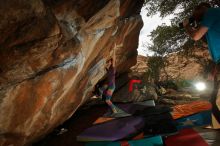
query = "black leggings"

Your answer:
(210, 75), (220, 123)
